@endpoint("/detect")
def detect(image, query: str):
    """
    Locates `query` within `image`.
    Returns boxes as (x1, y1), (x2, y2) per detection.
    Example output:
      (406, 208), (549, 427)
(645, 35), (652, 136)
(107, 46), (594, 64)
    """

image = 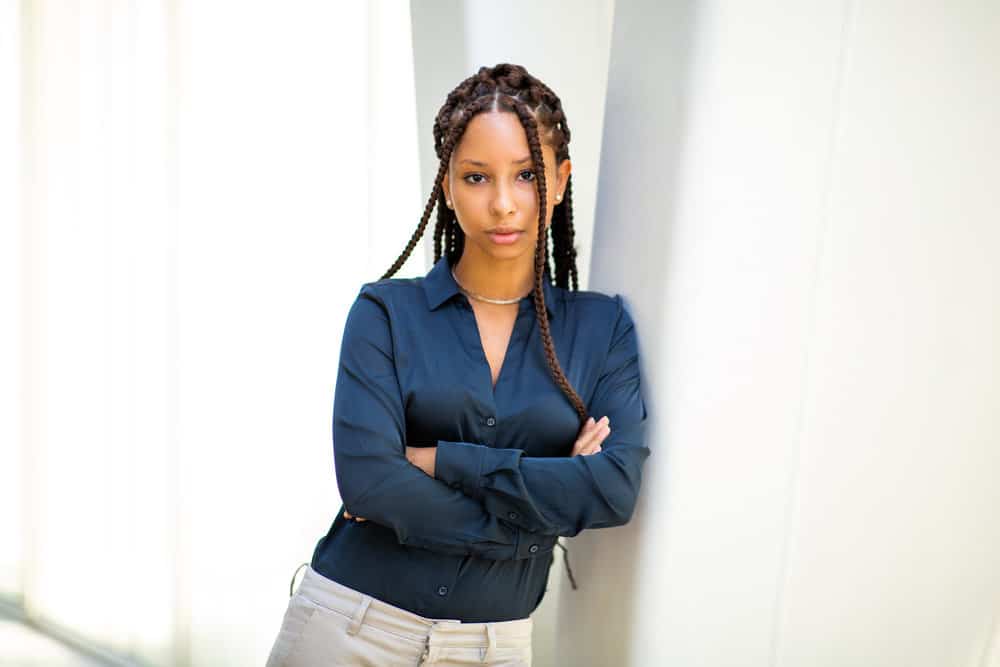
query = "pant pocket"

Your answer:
(283, 596), (426, 667)
(265, 594), (317, 667)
